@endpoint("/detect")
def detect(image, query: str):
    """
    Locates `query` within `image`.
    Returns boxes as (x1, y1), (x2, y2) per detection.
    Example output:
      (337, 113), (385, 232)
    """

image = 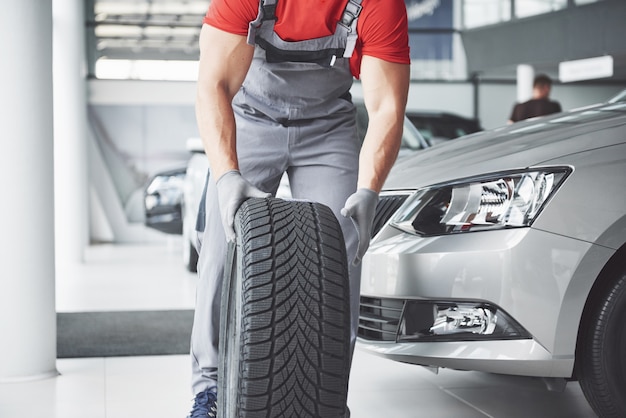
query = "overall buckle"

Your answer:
(338, 0), (362, 31)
